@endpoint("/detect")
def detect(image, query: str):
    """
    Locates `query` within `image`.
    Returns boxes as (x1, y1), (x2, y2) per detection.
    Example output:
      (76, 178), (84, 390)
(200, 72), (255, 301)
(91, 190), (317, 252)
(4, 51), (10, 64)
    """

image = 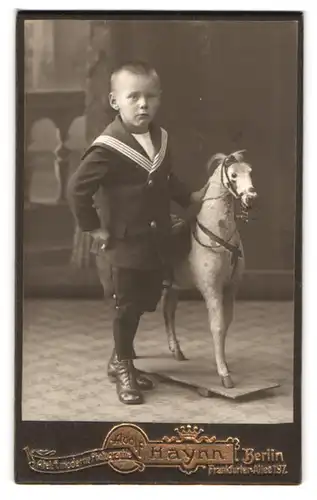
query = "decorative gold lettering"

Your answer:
(181, 447), (195, 464)
(242, 448), (285, 465)
(212, 449), (225, 461)
(167, 448), (179, 461)
(198, 449), (209, 461)
(275, 451), (284, 462)
(242, 448), (255, 465)
(151, 446), (163, 459)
